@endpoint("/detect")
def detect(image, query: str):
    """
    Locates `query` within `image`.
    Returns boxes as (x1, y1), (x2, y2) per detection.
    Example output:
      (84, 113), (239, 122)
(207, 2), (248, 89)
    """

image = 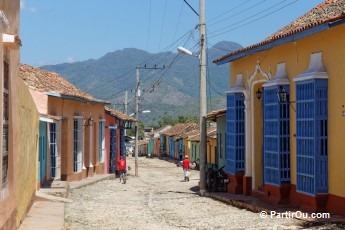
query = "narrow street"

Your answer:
(64, 156), (313, 230)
